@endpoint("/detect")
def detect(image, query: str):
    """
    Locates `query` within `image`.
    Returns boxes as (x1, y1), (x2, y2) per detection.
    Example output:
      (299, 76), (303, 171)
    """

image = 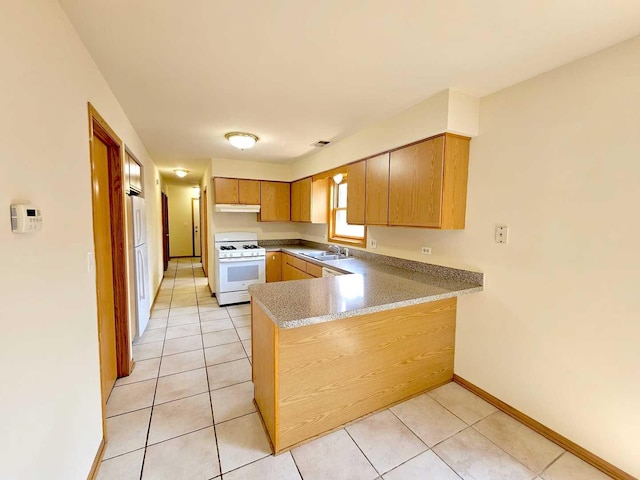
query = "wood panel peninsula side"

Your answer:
(248, 251), (483, 453)
(251, 297), (456, 453)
